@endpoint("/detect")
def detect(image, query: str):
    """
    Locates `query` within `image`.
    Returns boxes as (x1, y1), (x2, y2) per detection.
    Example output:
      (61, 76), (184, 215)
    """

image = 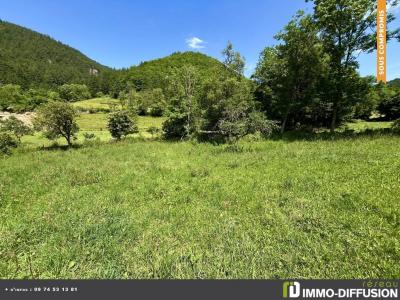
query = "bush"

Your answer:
(247, 111), (279, 137)
(148, 102), (166, 117)
(162, 111), (188, 140)
(33, 101), (79, 146)
(378, 95), (400, 120)
(58, 84), (91, 102)
(107, 110), (138, 140)
(0, 131), (18, 155)
(0, 116), (33, 141)
(147, 126), (161, 137)
(83, 132), (96, 140)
